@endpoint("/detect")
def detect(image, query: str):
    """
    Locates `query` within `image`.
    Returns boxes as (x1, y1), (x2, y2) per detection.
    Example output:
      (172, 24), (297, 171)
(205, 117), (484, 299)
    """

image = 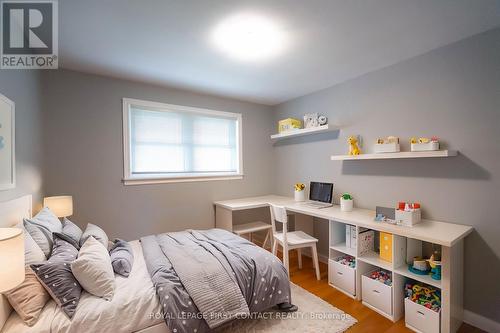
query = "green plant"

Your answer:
(341, 193), (353, 200)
